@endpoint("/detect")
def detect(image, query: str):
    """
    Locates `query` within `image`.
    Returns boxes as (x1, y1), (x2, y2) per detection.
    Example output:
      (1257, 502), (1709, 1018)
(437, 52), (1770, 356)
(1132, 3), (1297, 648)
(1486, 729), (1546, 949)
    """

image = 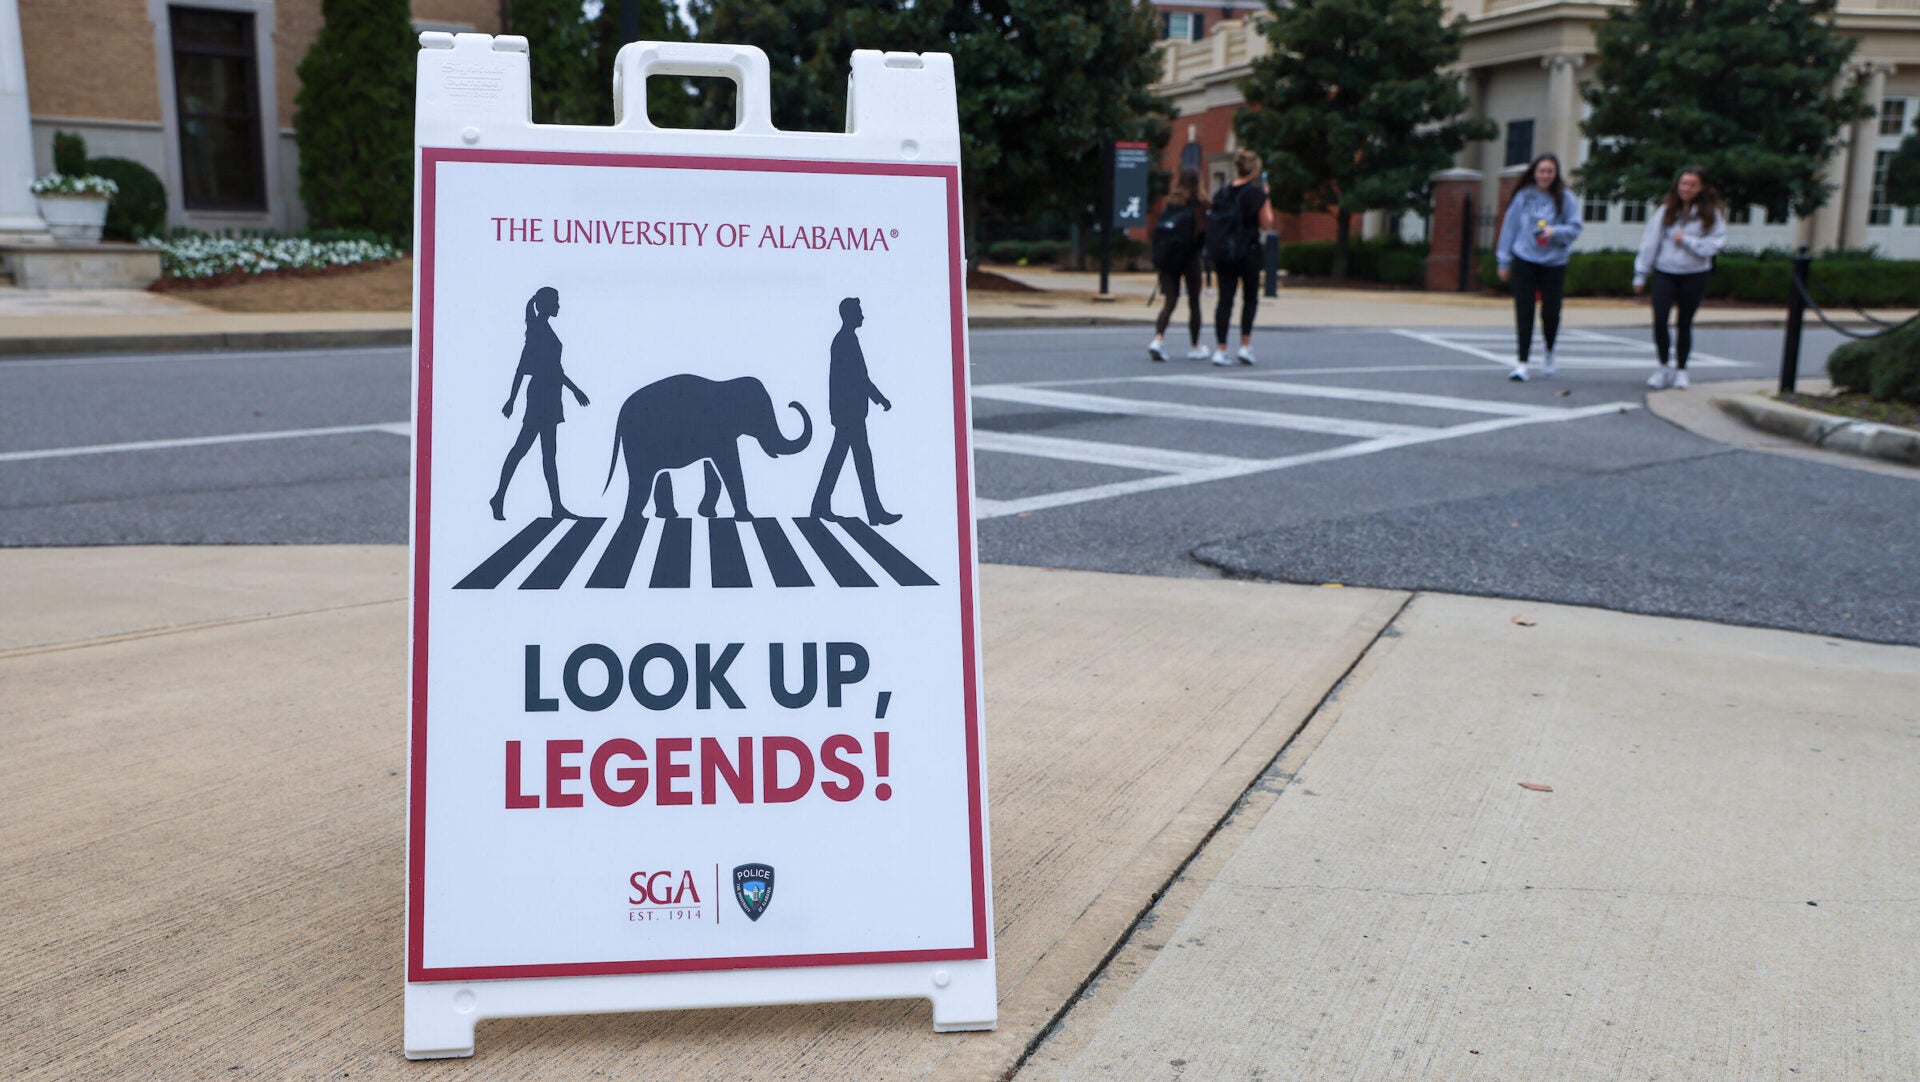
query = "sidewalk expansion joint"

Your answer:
(0, 596), (406, 661)
(1001, 590), (1415, 1080)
